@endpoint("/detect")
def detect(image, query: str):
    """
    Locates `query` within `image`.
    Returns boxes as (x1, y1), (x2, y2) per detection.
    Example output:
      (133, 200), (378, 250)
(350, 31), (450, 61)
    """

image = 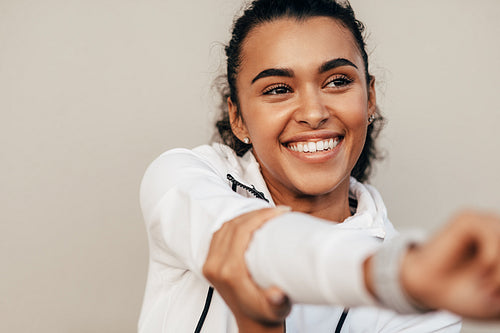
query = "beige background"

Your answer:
(1, 0), (499, 332)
